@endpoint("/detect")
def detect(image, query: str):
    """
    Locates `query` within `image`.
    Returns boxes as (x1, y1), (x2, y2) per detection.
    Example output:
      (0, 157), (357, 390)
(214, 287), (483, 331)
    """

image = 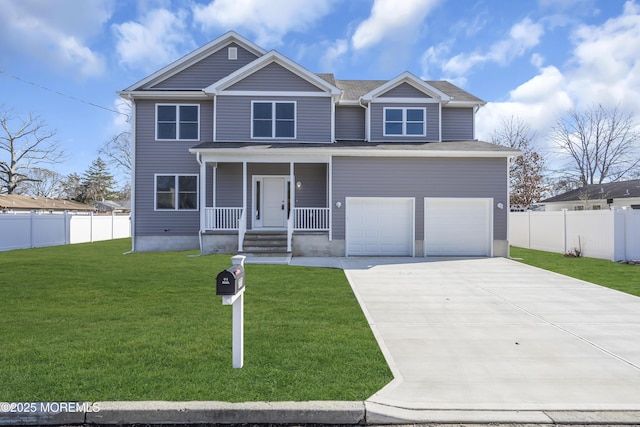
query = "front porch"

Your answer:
(197, 158), (335, 255)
